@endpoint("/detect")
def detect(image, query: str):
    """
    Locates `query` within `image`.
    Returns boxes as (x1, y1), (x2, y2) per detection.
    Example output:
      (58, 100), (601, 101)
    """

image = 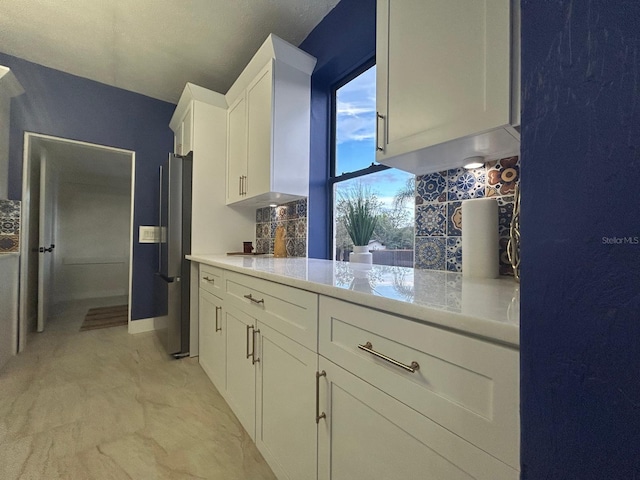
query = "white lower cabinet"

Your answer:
(255, 322), (318, 480)
(317, 357), (518, 480)
(198, 289), (225, 390)
(224, 305), (257, 439)
(196, 263), (520, 480)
